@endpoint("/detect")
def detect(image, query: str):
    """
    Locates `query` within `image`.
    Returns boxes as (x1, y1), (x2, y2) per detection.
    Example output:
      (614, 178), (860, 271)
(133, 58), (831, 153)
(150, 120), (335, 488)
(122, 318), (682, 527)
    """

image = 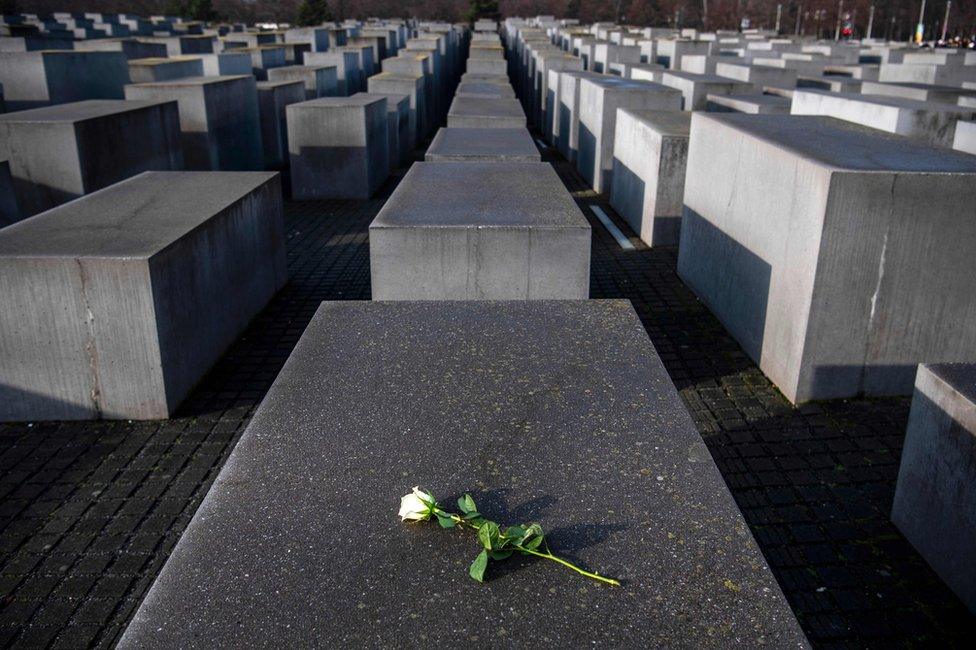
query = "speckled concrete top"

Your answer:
(369, 162), (589, 229)
(425, 127), (541, 162)
(924, 363), (976, 404)
(119, 300), (808, 648)
(697, 113), (976, 172)
(0, 99), (172, 123)
(0, 171), (279, 258)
